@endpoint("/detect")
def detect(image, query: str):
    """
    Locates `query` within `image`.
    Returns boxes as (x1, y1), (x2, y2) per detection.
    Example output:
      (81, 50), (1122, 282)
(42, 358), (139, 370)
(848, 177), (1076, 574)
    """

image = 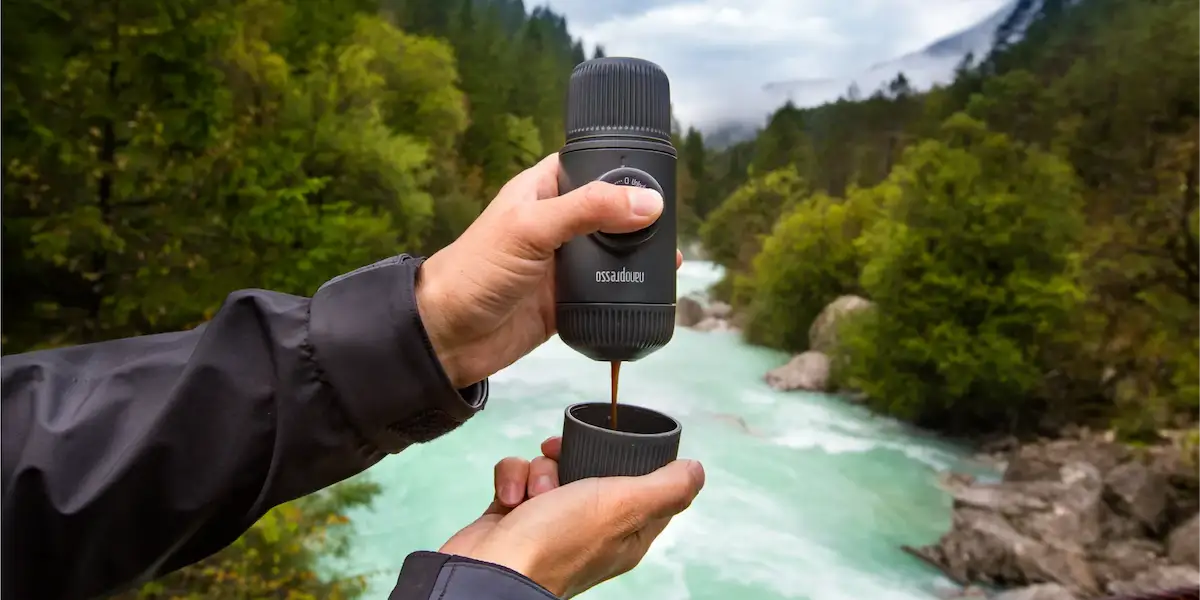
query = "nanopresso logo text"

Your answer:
(595, 268), (646, 284)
